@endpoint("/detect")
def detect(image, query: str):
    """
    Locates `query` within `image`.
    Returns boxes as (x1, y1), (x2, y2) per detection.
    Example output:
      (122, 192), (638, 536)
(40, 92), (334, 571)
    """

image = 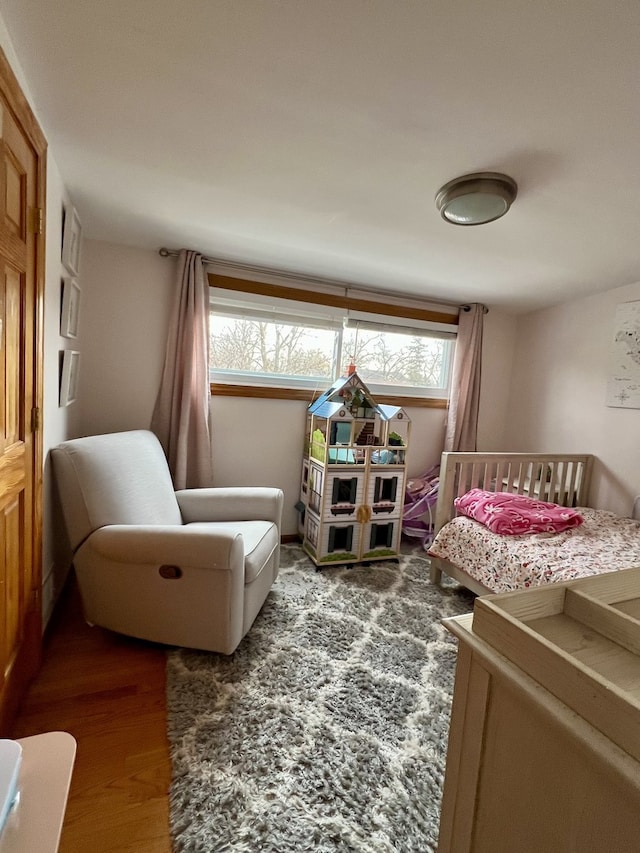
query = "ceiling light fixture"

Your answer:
(435, 172), (517, 226)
